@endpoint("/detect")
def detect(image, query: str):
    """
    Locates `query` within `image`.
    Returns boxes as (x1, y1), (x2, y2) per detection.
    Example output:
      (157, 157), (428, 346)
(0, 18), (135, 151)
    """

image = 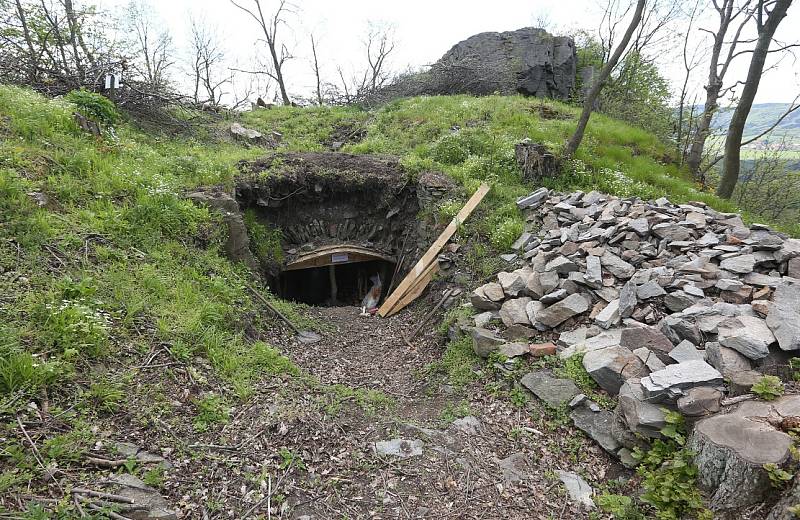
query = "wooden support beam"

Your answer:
(378, 183), (490, 317)
(382, 260), (438, 317)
